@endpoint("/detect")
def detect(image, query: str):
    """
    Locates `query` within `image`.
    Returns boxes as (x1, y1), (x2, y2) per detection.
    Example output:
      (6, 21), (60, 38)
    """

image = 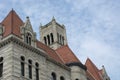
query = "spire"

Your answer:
(40, 23), (42, 27)
(12, 8), (14, 11)
(26, 16), (29, 20)
(52, 16), (56, 22)
(25, 16), (30, 24)
(24, 16), (33, 32)
(102, 65), (107, 75)
(25, 16), (30, 25)
(102, 65), (110, 80)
